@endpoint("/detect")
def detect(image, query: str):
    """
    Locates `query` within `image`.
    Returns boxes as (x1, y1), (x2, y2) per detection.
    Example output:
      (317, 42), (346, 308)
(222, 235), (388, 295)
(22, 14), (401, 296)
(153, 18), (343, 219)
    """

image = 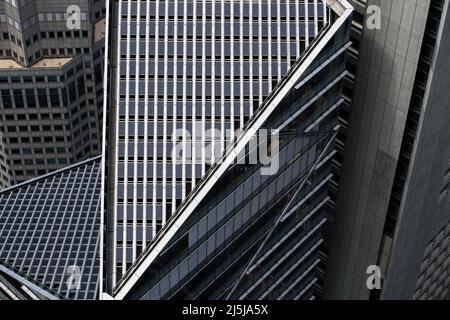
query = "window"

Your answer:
(38, 89), (48, 107)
